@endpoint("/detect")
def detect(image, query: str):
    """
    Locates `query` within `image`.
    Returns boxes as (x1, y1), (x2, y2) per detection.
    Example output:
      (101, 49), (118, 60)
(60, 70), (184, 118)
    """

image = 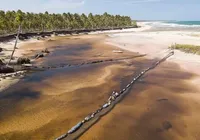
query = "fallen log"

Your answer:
(34, 53), (44, 59)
